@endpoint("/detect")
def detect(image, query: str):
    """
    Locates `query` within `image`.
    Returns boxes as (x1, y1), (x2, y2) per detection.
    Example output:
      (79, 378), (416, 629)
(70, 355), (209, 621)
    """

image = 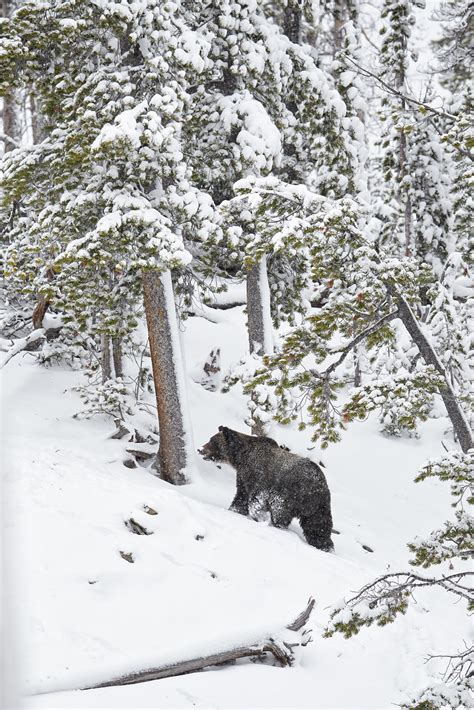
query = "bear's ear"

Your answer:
(219, 427), (242, 460)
